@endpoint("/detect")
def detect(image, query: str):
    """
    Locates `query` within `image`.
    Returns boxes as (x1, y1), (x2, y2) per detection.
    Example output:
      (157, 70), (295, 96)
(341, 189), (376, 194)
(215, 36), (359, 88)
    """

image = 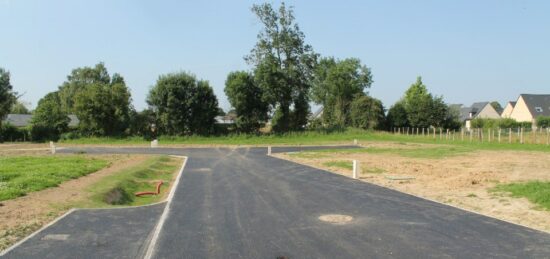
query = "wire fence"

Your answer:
(390, 127), (550, 145)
